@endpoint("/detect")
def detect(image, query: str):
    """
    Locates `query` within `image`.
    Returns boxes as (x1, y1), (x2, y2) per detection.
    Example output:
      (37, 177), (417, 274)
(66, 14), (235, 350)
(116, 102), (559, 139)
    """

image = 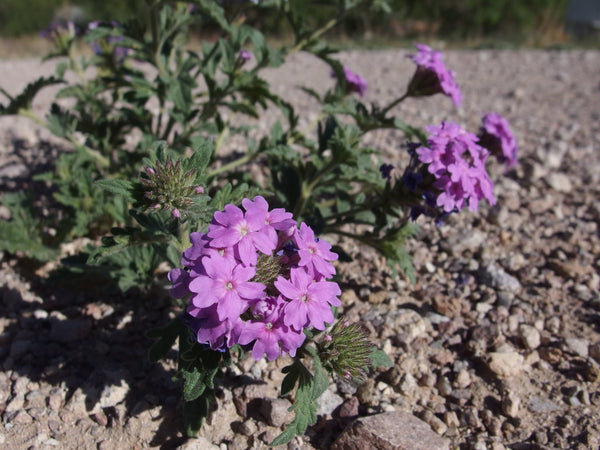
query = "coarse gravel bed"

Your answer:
(0, 48), (599, 449)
